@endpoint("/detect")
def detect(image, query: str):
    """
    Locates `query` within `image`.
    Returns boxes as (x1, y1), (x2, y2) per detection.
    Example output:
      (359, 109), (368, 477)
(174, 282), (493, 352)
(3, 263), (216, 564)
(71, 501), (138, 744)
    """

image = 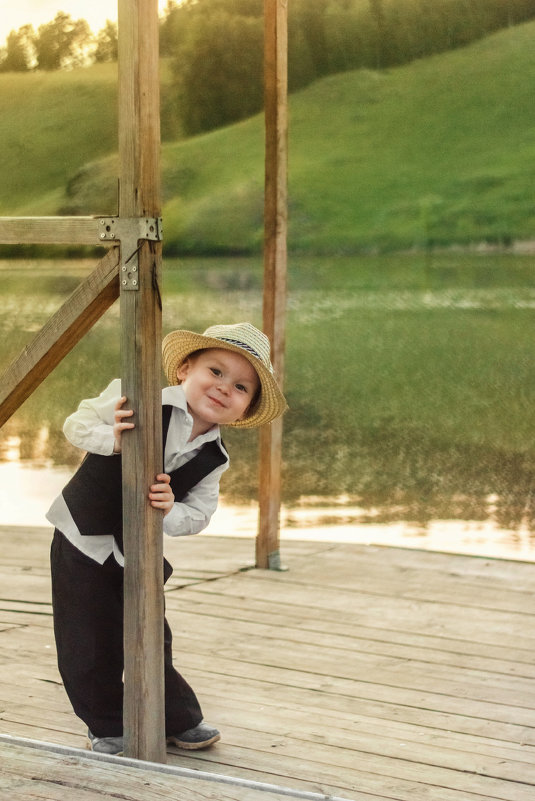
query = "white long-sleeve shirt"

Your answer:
(46, 379), (229, 565)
